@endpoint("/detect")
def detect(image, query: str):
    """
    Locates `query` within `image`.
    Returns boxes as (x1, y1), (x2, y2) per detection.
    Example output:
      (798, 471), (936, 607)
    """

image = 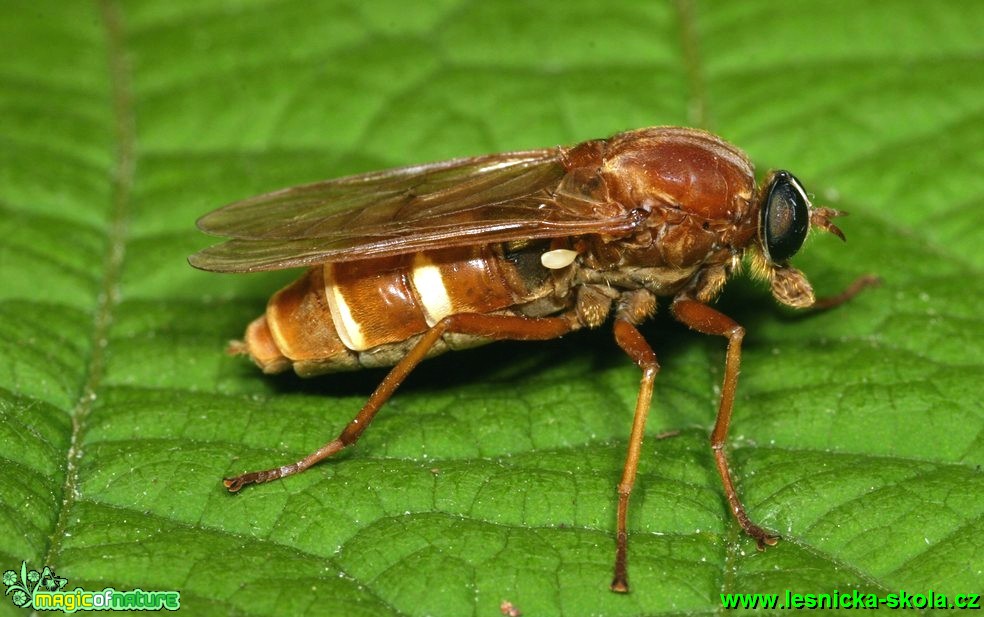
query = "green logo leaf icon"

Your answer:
(3, 562), (39, 609)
